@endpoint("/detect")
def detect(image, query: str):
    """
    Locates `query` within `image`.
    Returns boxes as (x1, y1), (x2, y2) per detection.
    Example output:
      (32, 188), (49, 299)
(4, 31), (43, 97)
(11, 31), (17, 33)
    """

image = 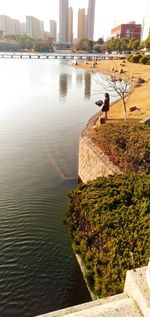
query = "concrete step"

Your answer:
(36, 265), (150, 317)
(124, 267), (150, 317)
(37, 293), (142, 317)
